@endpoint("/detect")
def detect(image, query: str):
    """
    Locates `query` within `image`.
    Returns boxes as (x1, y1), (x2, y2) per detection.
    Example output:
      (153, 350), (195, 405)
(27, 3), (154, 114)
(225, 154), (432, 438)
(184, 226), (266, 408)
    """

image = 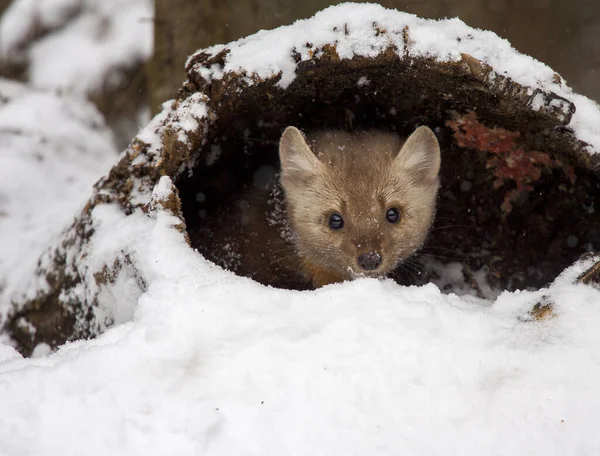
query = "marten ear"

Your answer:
(394, 126), (441, 183)
(279, 126), (321, 176)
